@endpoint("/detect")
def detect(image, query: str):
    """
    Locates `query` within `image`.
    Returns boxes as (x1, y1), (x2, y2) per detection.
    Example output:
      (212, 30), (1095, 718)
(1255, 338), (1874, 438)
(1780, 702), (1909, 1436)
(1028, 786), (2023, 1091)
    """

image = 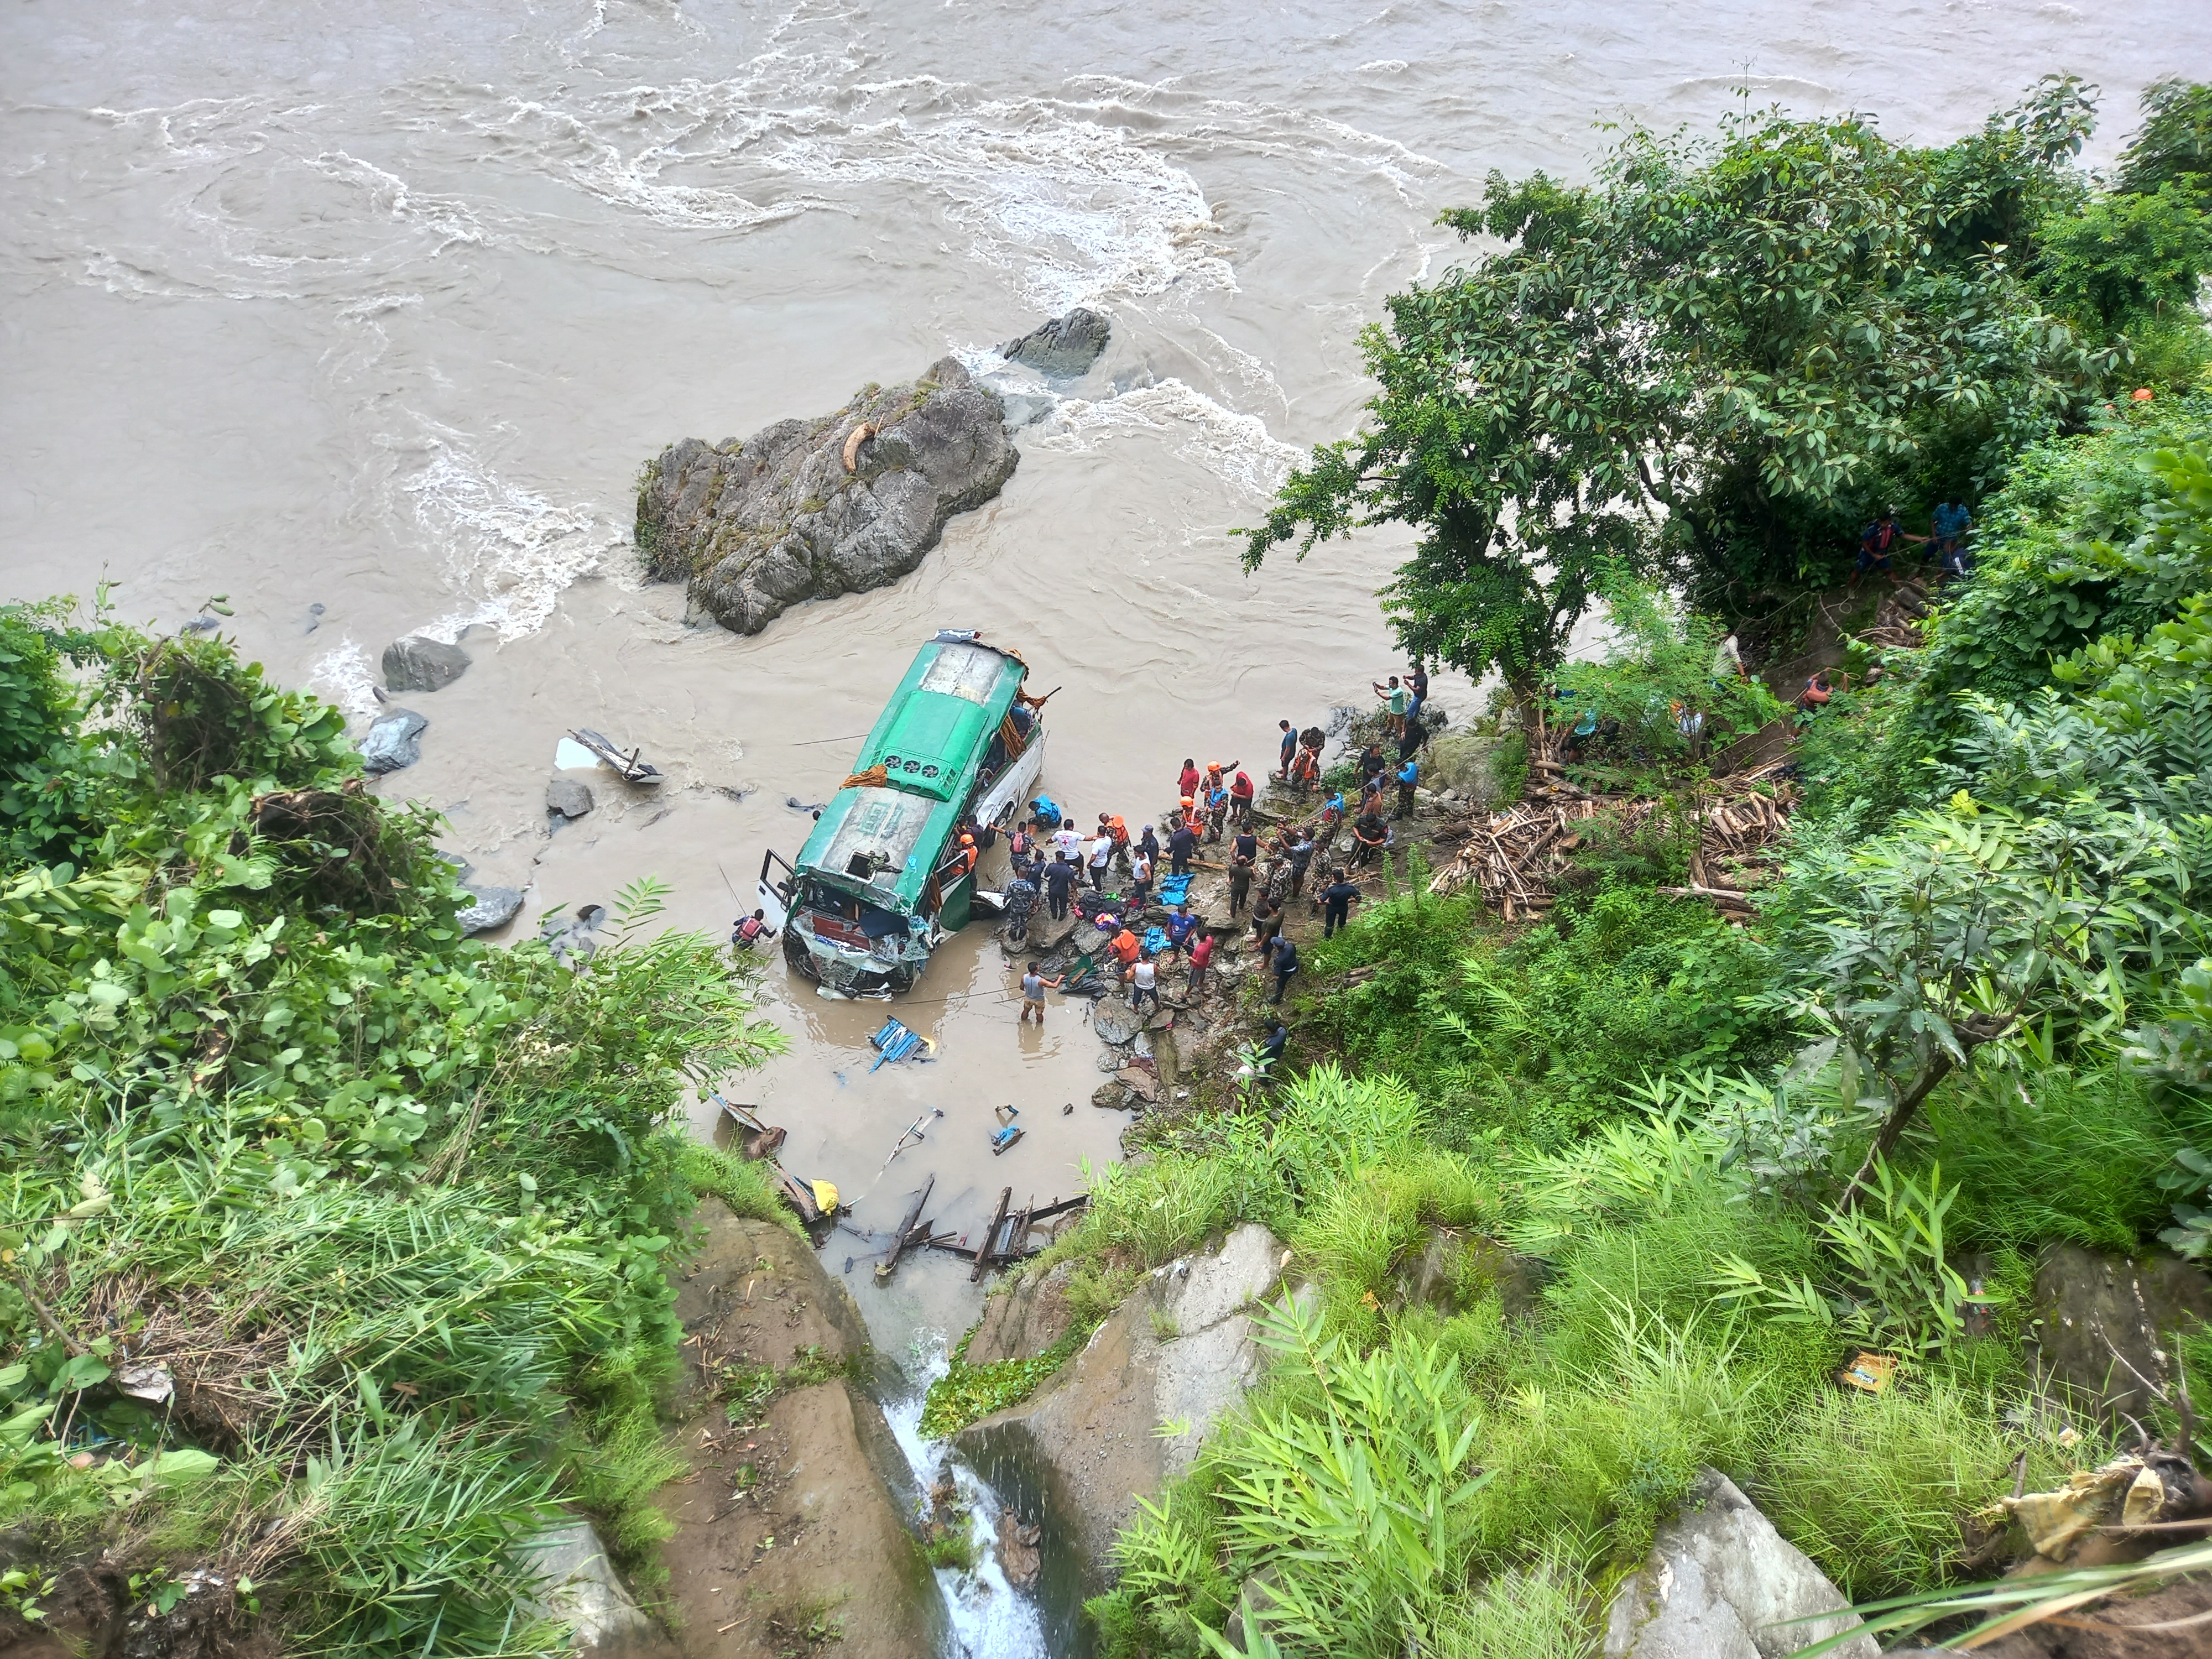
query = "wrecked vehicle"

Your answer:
(759, 631), (1047, 993)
